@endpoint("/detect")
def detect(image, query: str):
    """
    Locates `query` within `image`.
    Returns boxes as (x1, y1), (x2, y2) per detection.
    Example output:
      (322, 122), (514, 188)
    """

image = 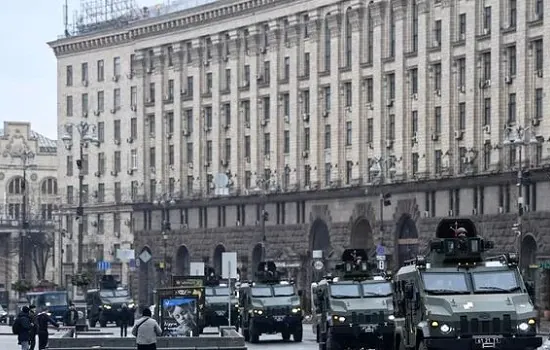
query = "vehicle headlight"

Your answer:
(128, 303), (135, 309)
(291, 307), (301, 314)
(388, 315), (395, 321)
(332, 315), (346, 322)
(103, 305), (111, 309)
(518, 322), (529, 331)
(253, 309), (263, 315)
(440, 324), (451, 334)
